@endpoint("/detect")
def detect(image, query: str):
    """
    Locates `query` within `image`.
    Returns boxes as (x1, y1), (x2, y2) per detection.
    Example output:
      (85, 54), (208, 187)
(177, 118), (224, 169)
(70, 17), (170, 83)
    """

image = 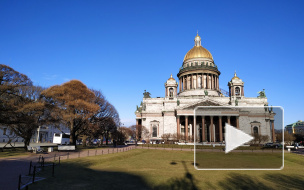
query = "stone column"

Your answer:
(165, 87), (167, 97)
(211, 74), (213, 89)
(196, 74), (199, 89)
(136, 119), (139, 126)
(185, 116), (188, 141)
(219, 116), (223, 142)
(177, 116), (180, 140)
(216, 76), (220, 90)
(259, 125), (261, 136)
(227, 116), (231, 125)
(187, 76), (190, 90)
(236, 116), (239, 129)
(210, 116), (214, 142)
(213, 75), (215, 89)
(271, 120), (275, 142)
(251, 126), (253, 135)
(241, 86), (244, 96)
(206, 74), (209, 89)
(179, 78), (181, 92)
(192, 74), (194, 89)
(202, 116), (205, 142)
(182, 77), (184, 91)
